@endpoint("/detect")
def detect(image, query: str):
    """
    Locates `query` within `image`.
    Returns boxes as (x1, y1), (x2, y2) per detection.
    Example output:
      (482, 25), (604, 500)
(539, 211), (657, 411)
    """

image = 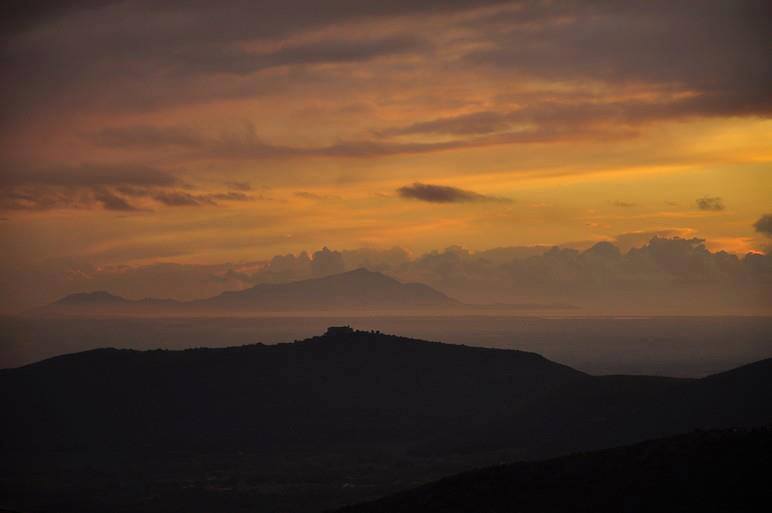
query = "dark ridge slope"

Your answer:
(2, 331), (771, 513)
(0, 328), (582, 453)
(334, 427), (772, 513)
